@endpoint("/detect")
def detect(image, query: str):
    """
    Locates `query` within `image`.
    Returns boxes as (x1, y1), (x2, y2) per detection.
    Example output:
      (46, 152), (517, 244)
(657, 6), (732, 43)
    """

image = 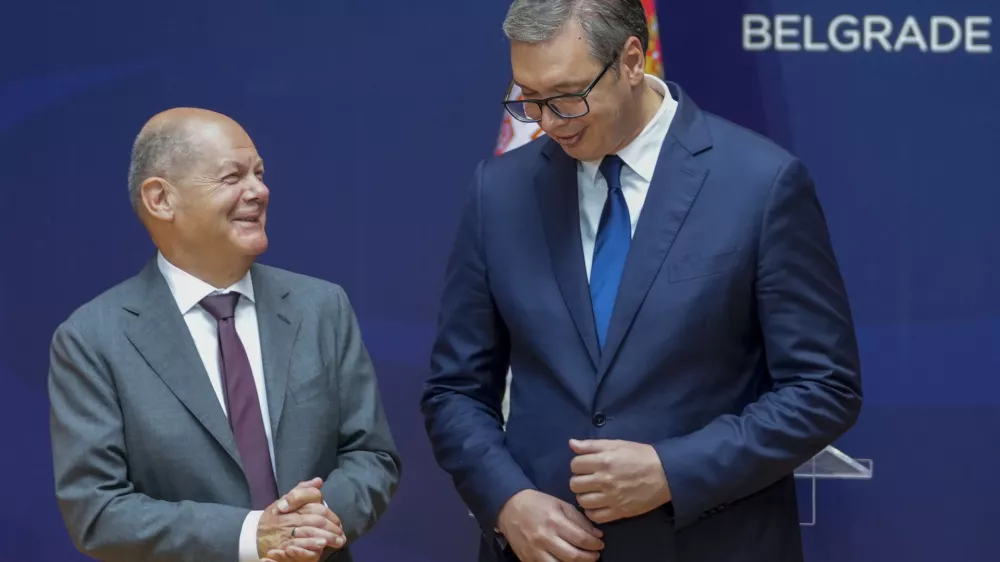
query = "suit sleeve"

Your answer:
(420, 159), (537, 531)
(320, 286), (401, 546)
(654, 158), (863, 528)
(49, 321), (250, 562)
